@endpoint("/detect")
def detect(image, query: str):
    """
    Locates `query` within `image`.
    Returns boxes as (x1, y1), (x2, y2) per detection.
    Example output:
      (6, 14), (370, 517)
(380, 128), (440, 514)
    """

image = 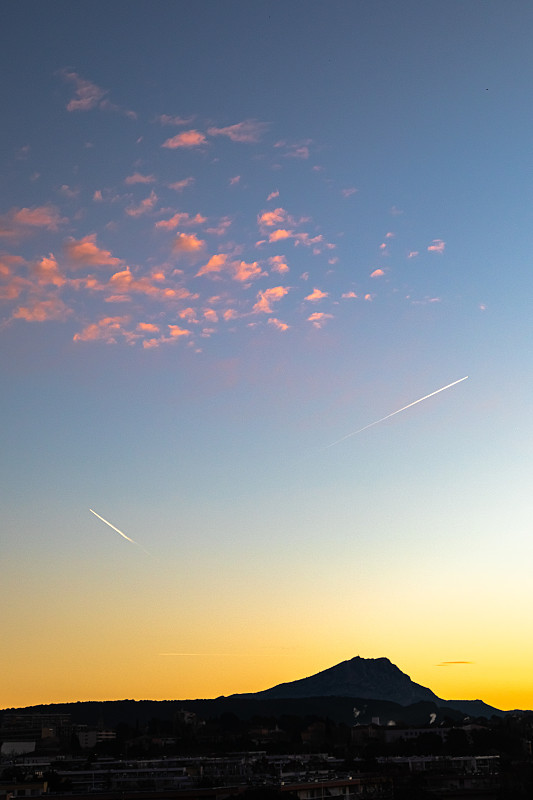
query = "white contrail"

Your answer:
(324, 376), (468, 450)
(89, 508), (150, 554)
